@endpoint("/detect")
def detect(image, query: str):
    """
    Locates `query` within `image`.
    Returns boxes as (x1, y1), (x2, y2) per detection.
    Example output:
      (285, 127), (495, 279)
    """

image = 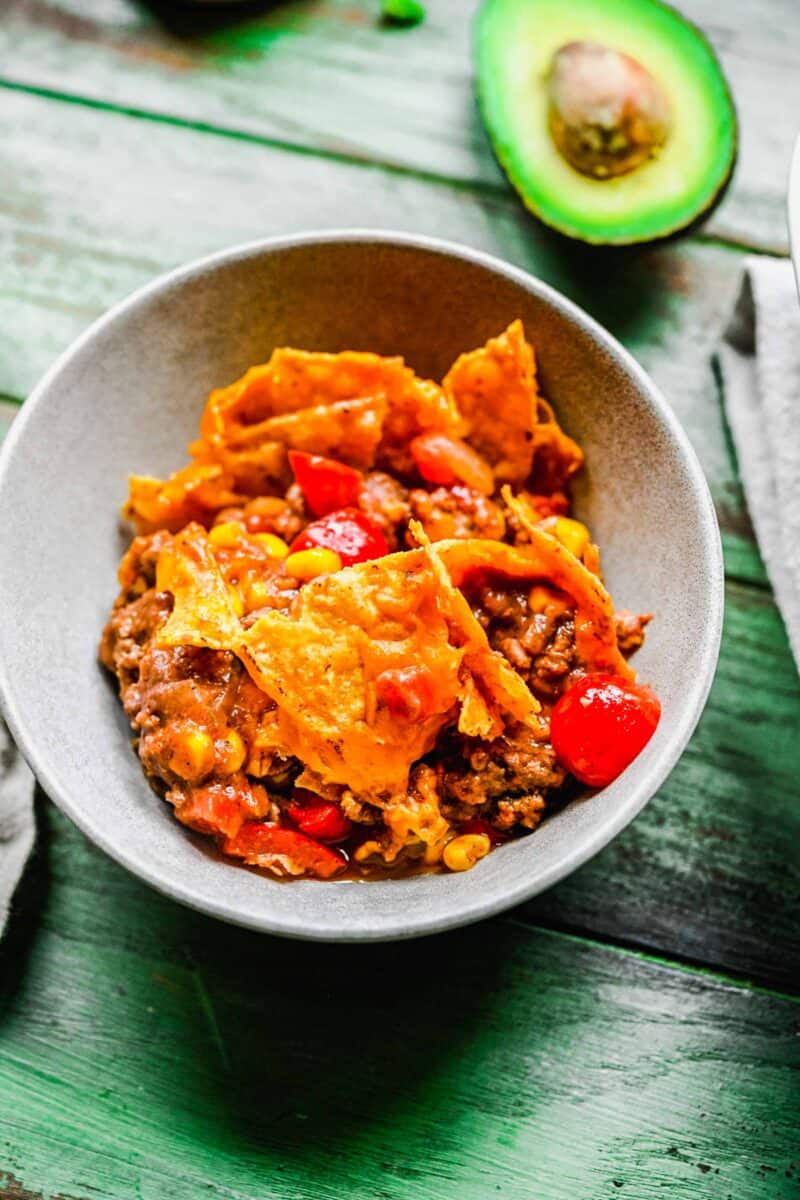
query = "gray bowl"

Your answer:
(0, 232), (723, 941)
